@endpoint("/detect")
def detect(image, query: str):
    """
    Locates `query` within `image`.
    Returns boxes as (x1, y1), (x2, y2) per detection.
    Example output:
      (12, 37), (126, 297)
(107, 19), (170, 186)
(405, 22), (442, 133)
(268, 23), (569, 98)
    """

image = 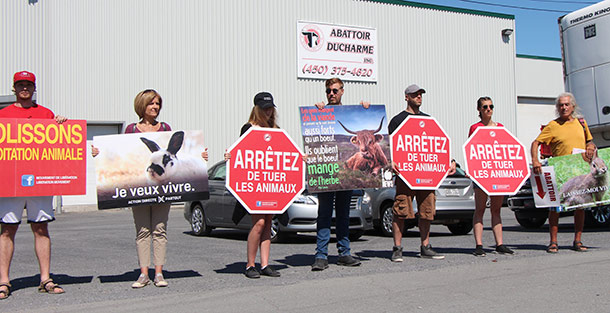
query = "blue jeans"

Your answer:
(315, 190), (352, 259)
